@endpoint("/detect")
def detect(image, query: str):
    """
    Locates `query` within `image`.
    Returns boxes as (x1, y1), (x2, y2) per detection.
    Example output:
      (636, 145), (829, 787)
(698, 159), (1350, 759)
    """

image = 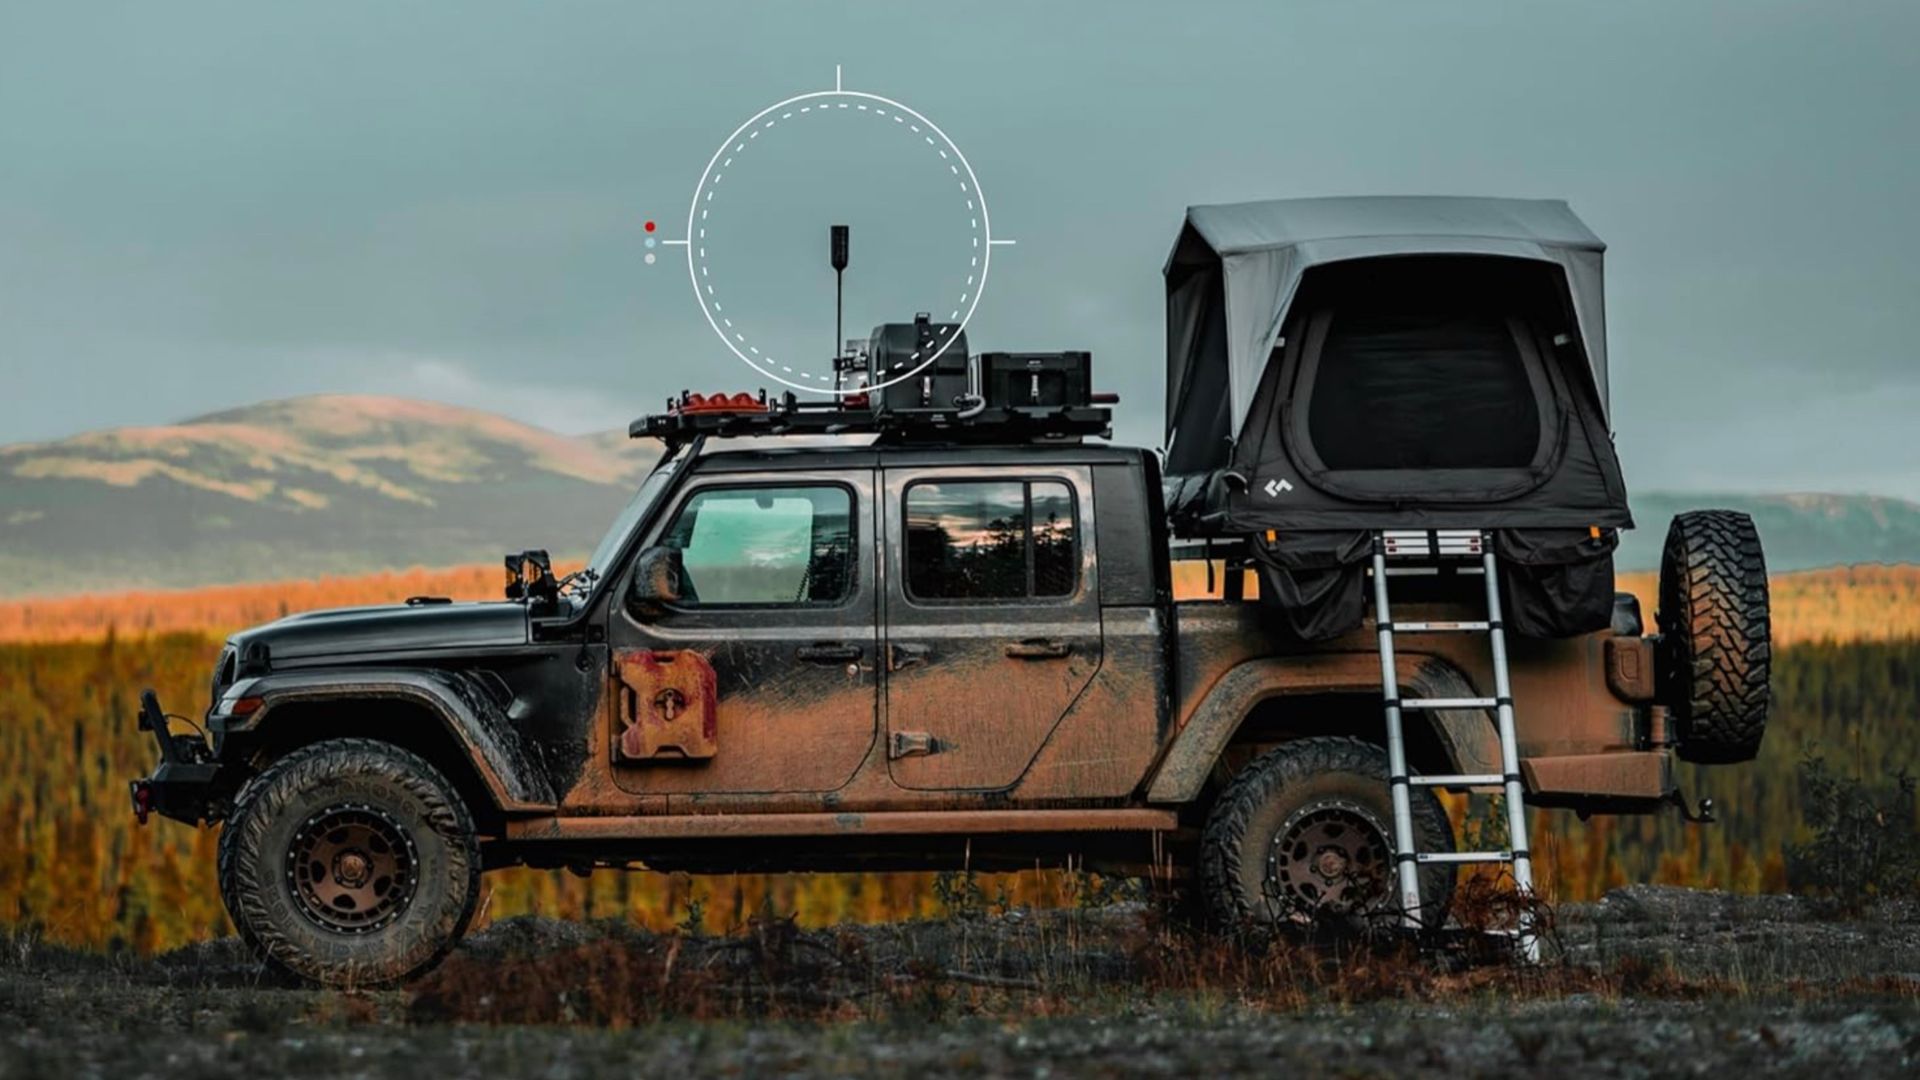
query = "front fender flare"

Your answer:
(1143, 653), (1496, 804)
(220, 668), (556, 812)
